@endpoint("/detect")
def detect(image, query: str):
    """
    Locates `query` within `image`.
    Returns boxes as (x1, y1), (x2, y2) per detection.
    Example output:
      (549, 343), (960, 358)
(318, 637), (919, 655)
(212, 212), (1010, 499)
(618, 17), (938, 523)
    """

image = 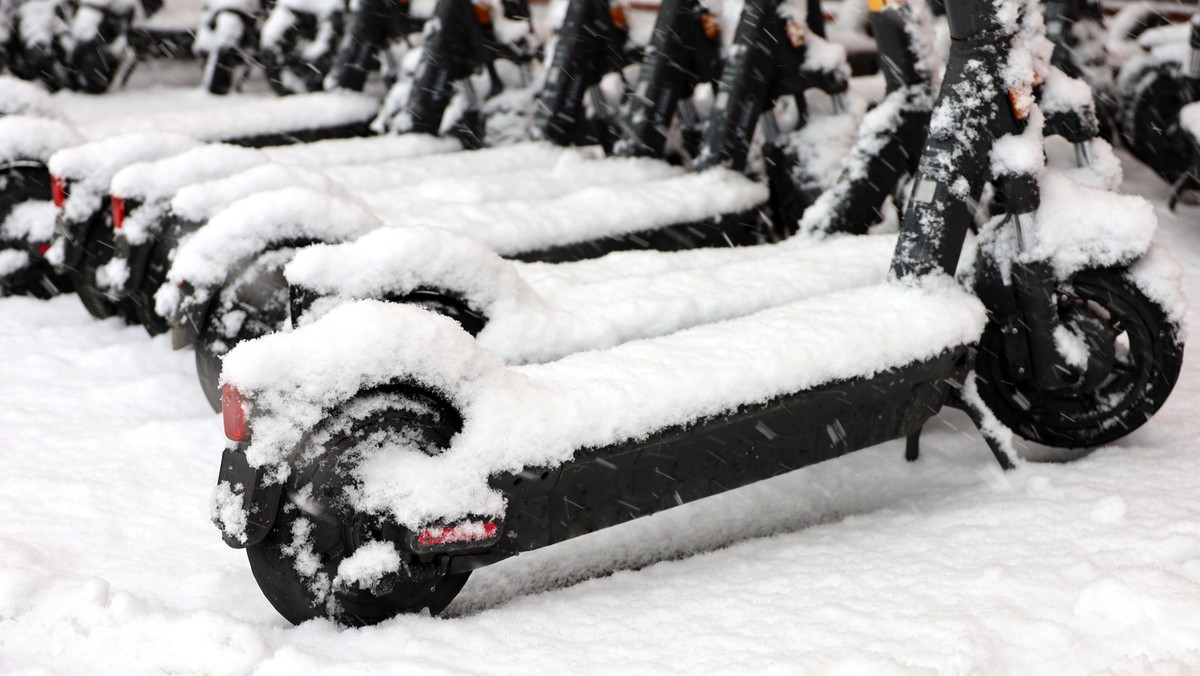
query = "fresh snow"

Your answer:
(0, 68), (1199, 676)
(74, 91), (381, 141)
(288, 228), (897, 364)
(0, 76), (63, 119)
(224, 278), (990, 523)
(0, 115), (83, 163)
